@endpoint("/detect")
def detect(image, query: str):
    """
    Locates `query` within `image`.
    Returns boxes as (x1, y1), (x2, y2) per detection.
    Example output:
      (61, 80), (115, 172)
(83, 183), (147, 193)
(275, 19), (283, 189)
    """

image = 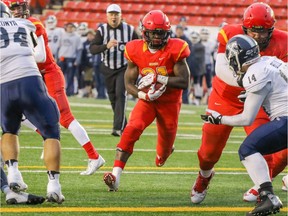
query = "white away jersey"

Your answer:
(243, 56), (288, 120)
(46, 27), (64, 56)
(0, 18), (41, 84)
